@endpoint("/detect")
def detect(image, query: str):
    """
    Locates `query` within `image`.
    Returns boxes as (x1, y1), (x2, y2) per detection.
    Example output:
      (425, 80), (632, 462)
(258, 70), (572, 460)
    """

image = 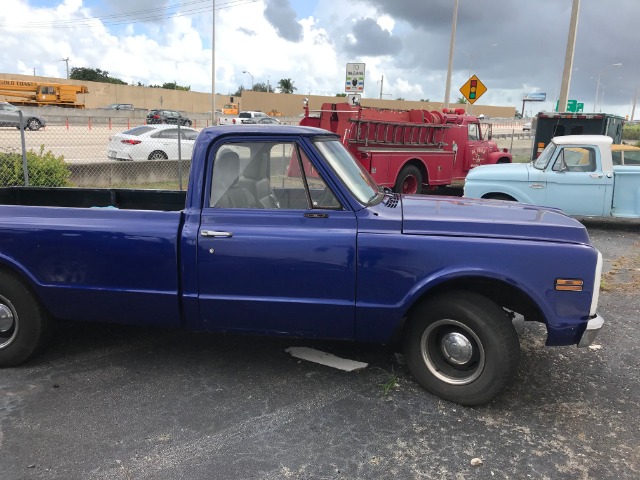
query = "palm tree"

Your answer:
(277, 78), (297, 94)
